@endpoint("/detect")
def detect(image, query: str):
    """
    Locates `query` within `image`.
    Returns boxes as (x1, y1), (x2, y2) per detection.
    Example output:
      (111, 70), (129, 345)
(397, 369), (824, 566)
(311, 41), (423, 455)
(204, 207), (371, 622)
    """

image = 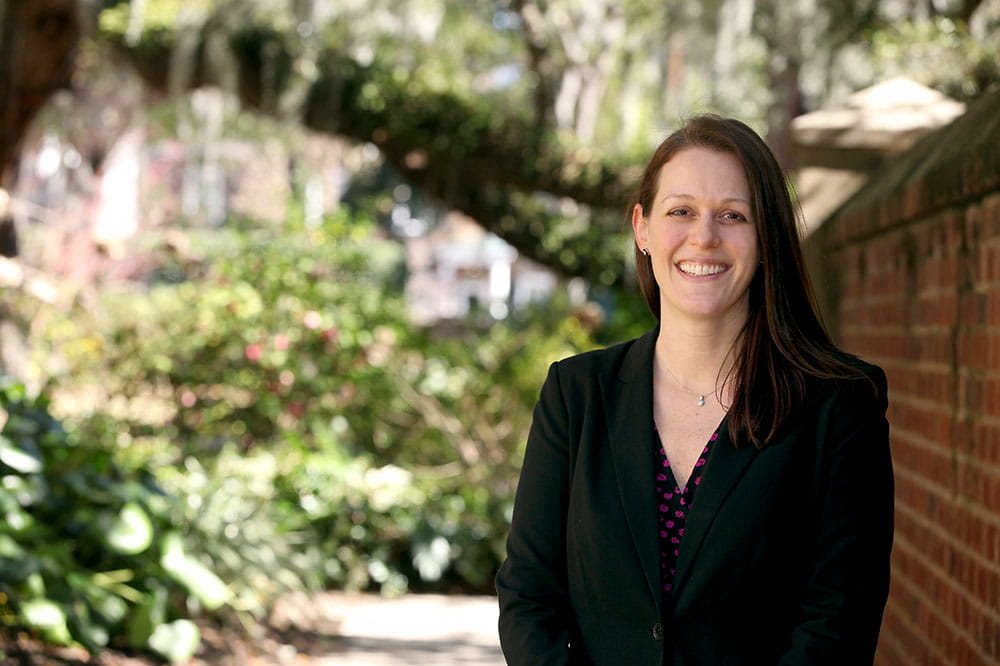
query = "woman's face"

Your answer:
(632, 147), (759, 326)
